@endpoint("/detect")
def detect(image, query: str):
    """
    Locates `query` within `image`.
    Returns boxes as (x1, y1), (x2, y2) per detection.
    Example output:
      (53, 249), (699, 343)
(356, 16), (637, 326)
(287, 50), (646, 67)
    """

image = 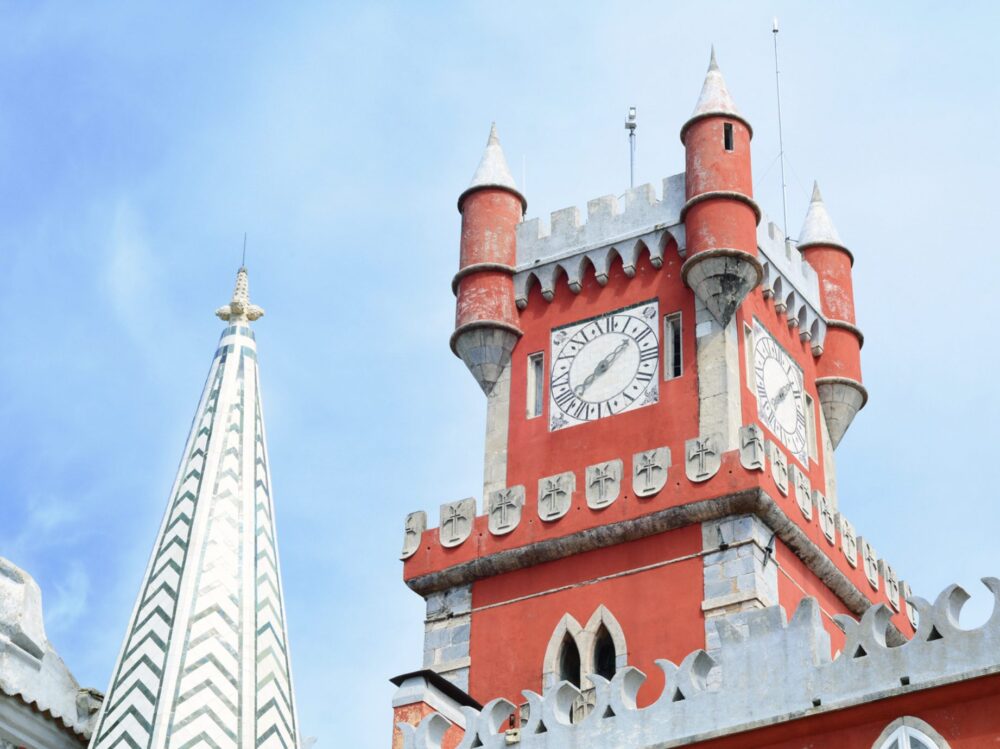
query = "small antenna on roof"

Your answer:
(772, 17), (790, 248)
(241, 232), (247, 268)
(625, 106), (637, 189)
